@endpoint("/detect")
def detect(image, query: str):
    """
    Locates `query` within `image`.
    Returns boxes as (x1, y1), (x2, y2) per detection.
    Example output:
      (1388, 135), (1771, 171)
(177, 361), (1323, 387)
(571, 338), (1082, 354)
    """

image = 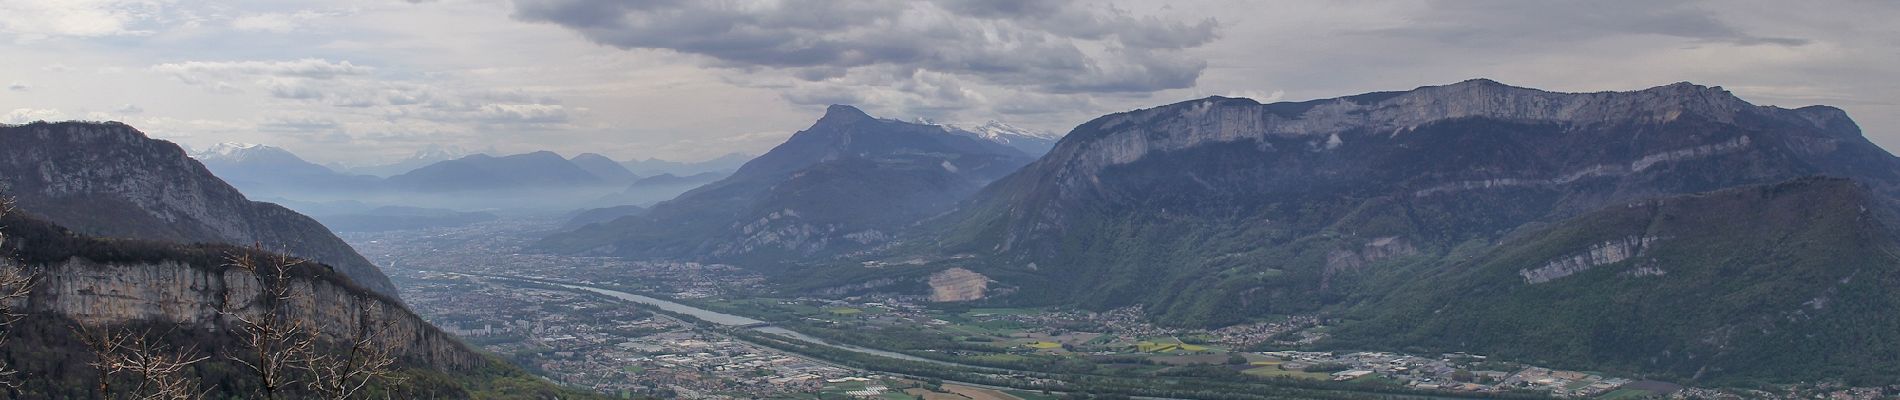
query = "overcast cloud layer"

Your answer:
(2, 0), (1897, 165)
